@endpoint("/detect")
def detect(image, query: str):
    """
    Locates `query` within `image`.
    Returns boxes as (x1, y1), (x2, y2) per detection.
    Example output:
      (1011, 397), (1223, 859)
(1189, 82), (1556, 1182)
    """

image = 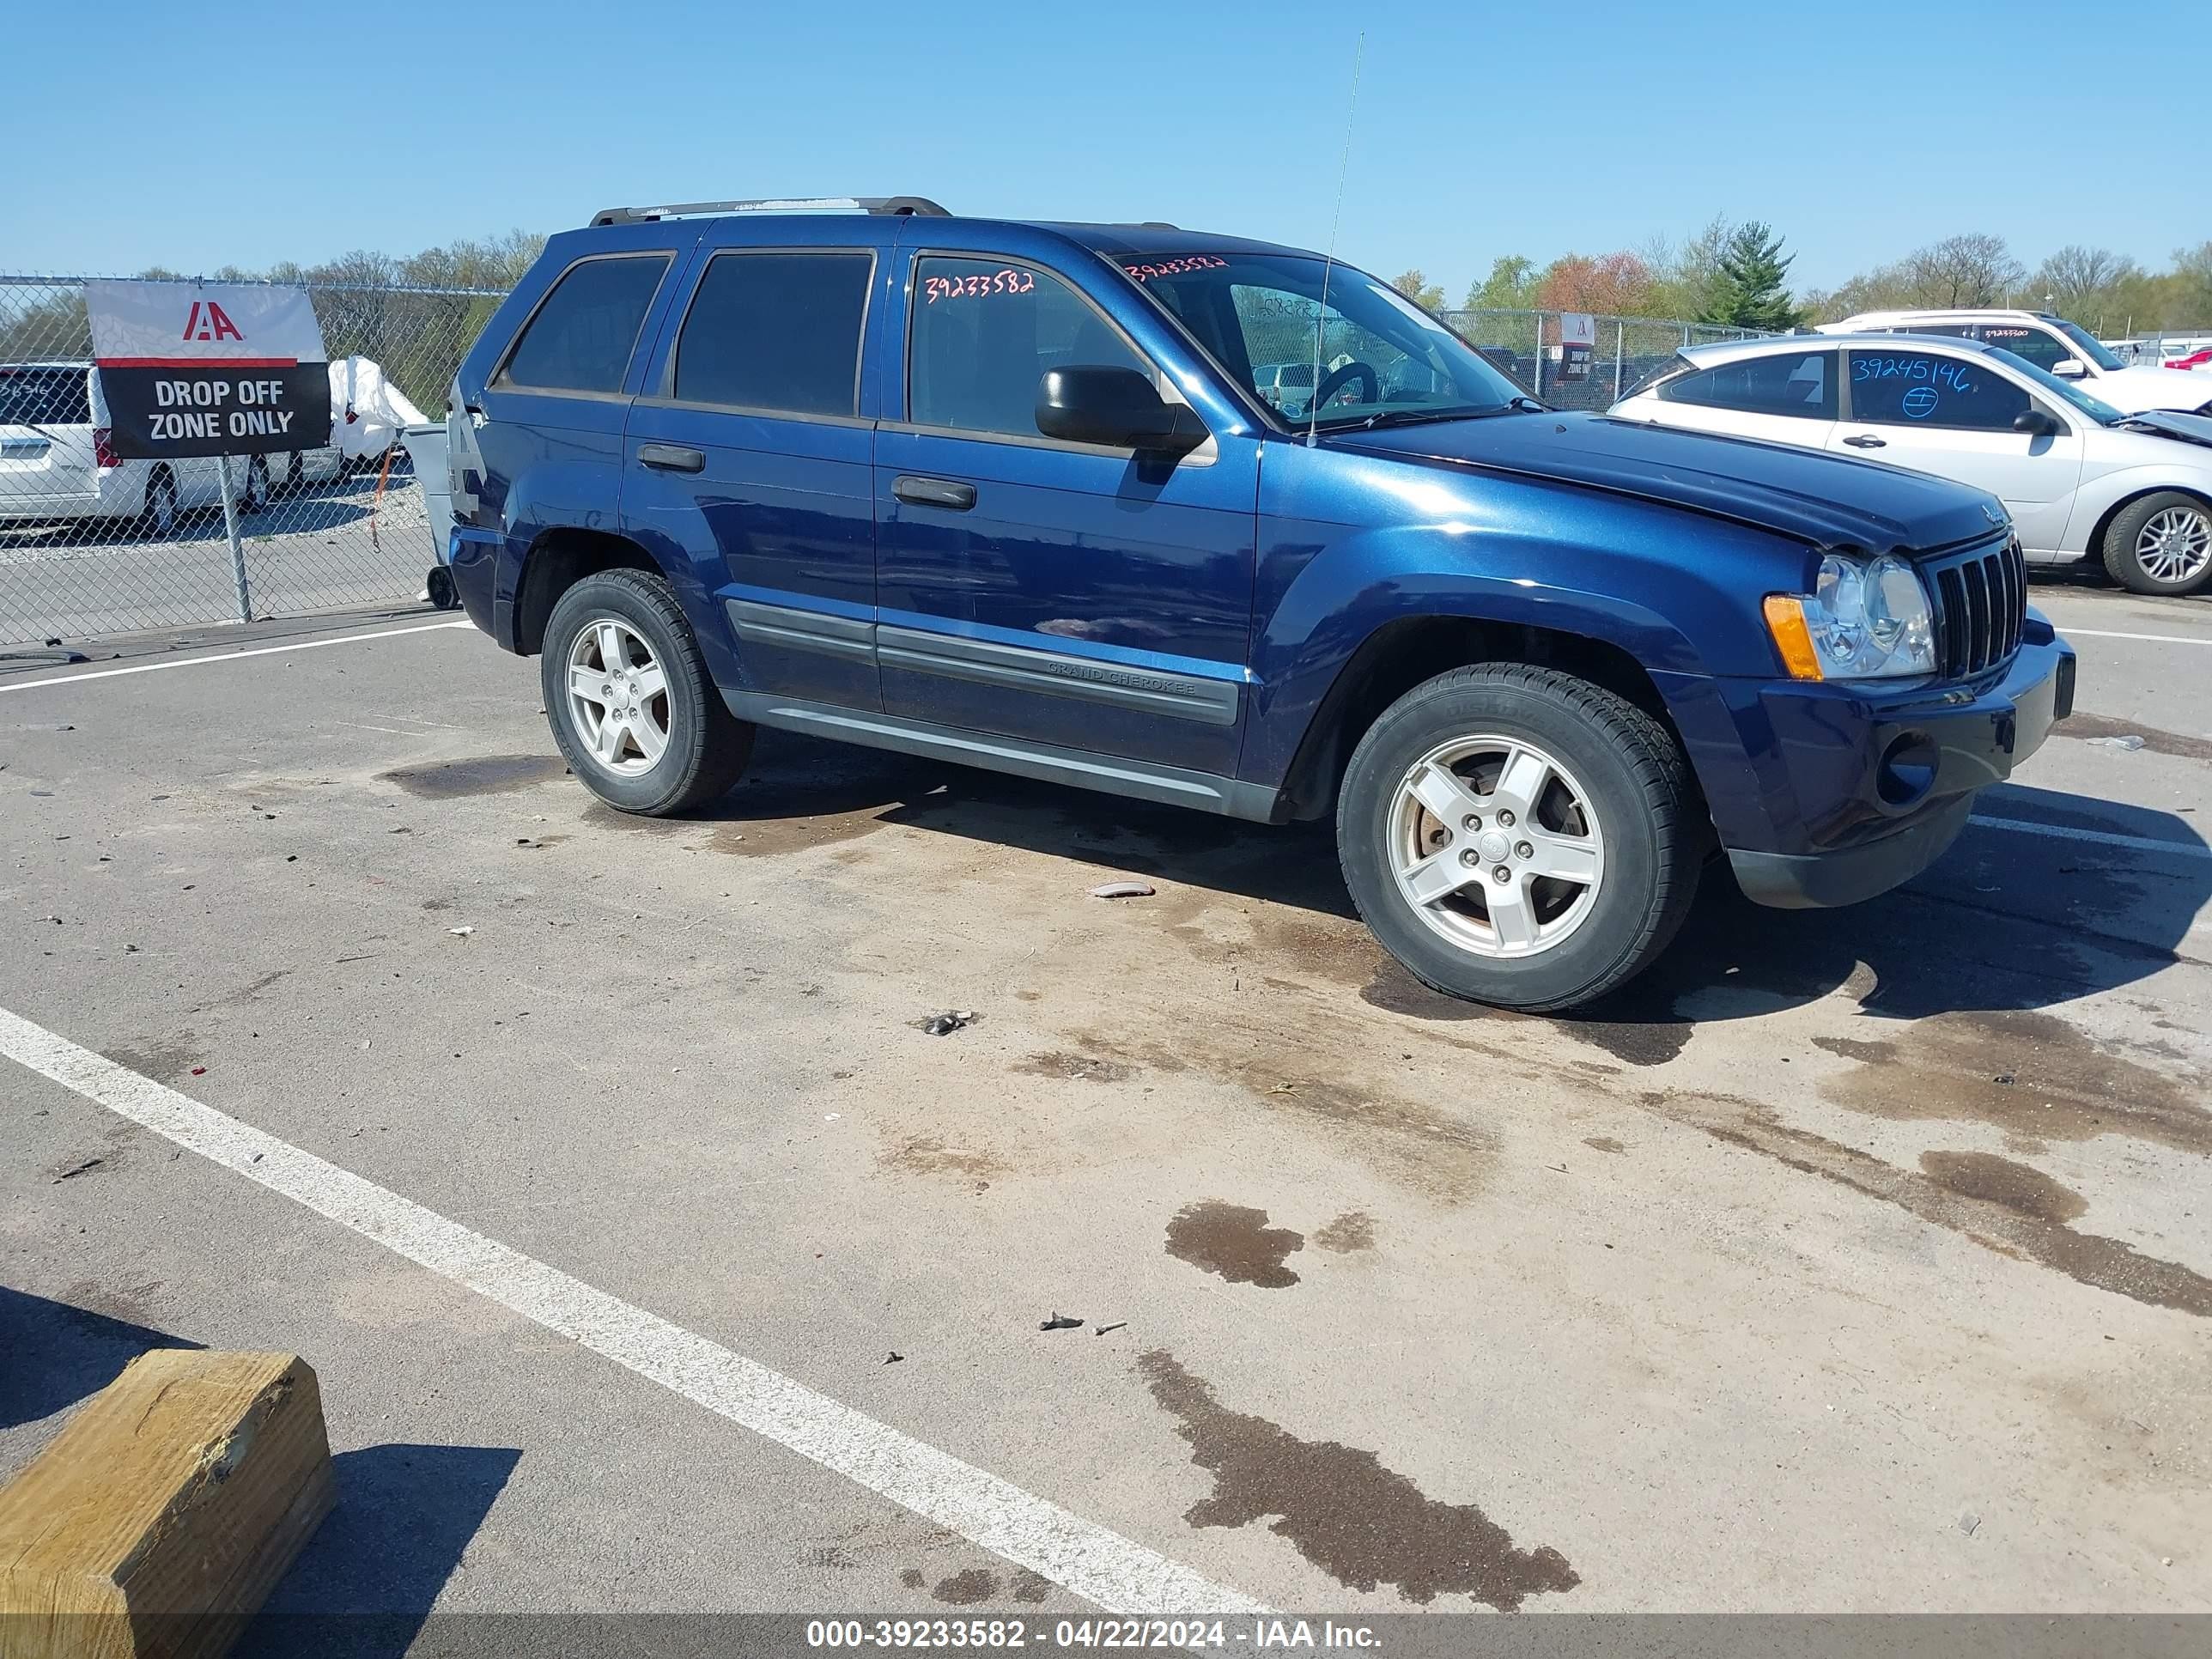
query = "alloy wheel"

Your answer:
(2135, 506), (2211, 586)
(566, 617), (671, 775)
(1389, 734), (1606, 960)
